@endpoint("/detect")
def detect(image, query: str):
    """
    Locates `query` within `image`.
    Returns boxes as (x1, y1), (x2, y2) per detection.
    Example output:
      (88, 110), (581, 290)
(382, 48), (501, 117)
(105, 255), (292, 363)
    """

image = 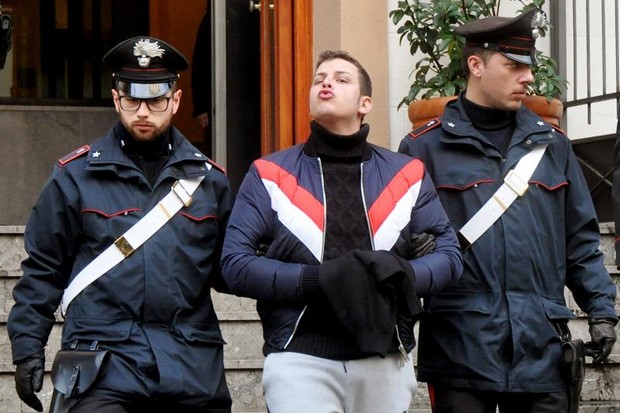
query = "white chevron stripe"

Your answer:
(261, 178), (323, 261)
(373, 180), (421, 251)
